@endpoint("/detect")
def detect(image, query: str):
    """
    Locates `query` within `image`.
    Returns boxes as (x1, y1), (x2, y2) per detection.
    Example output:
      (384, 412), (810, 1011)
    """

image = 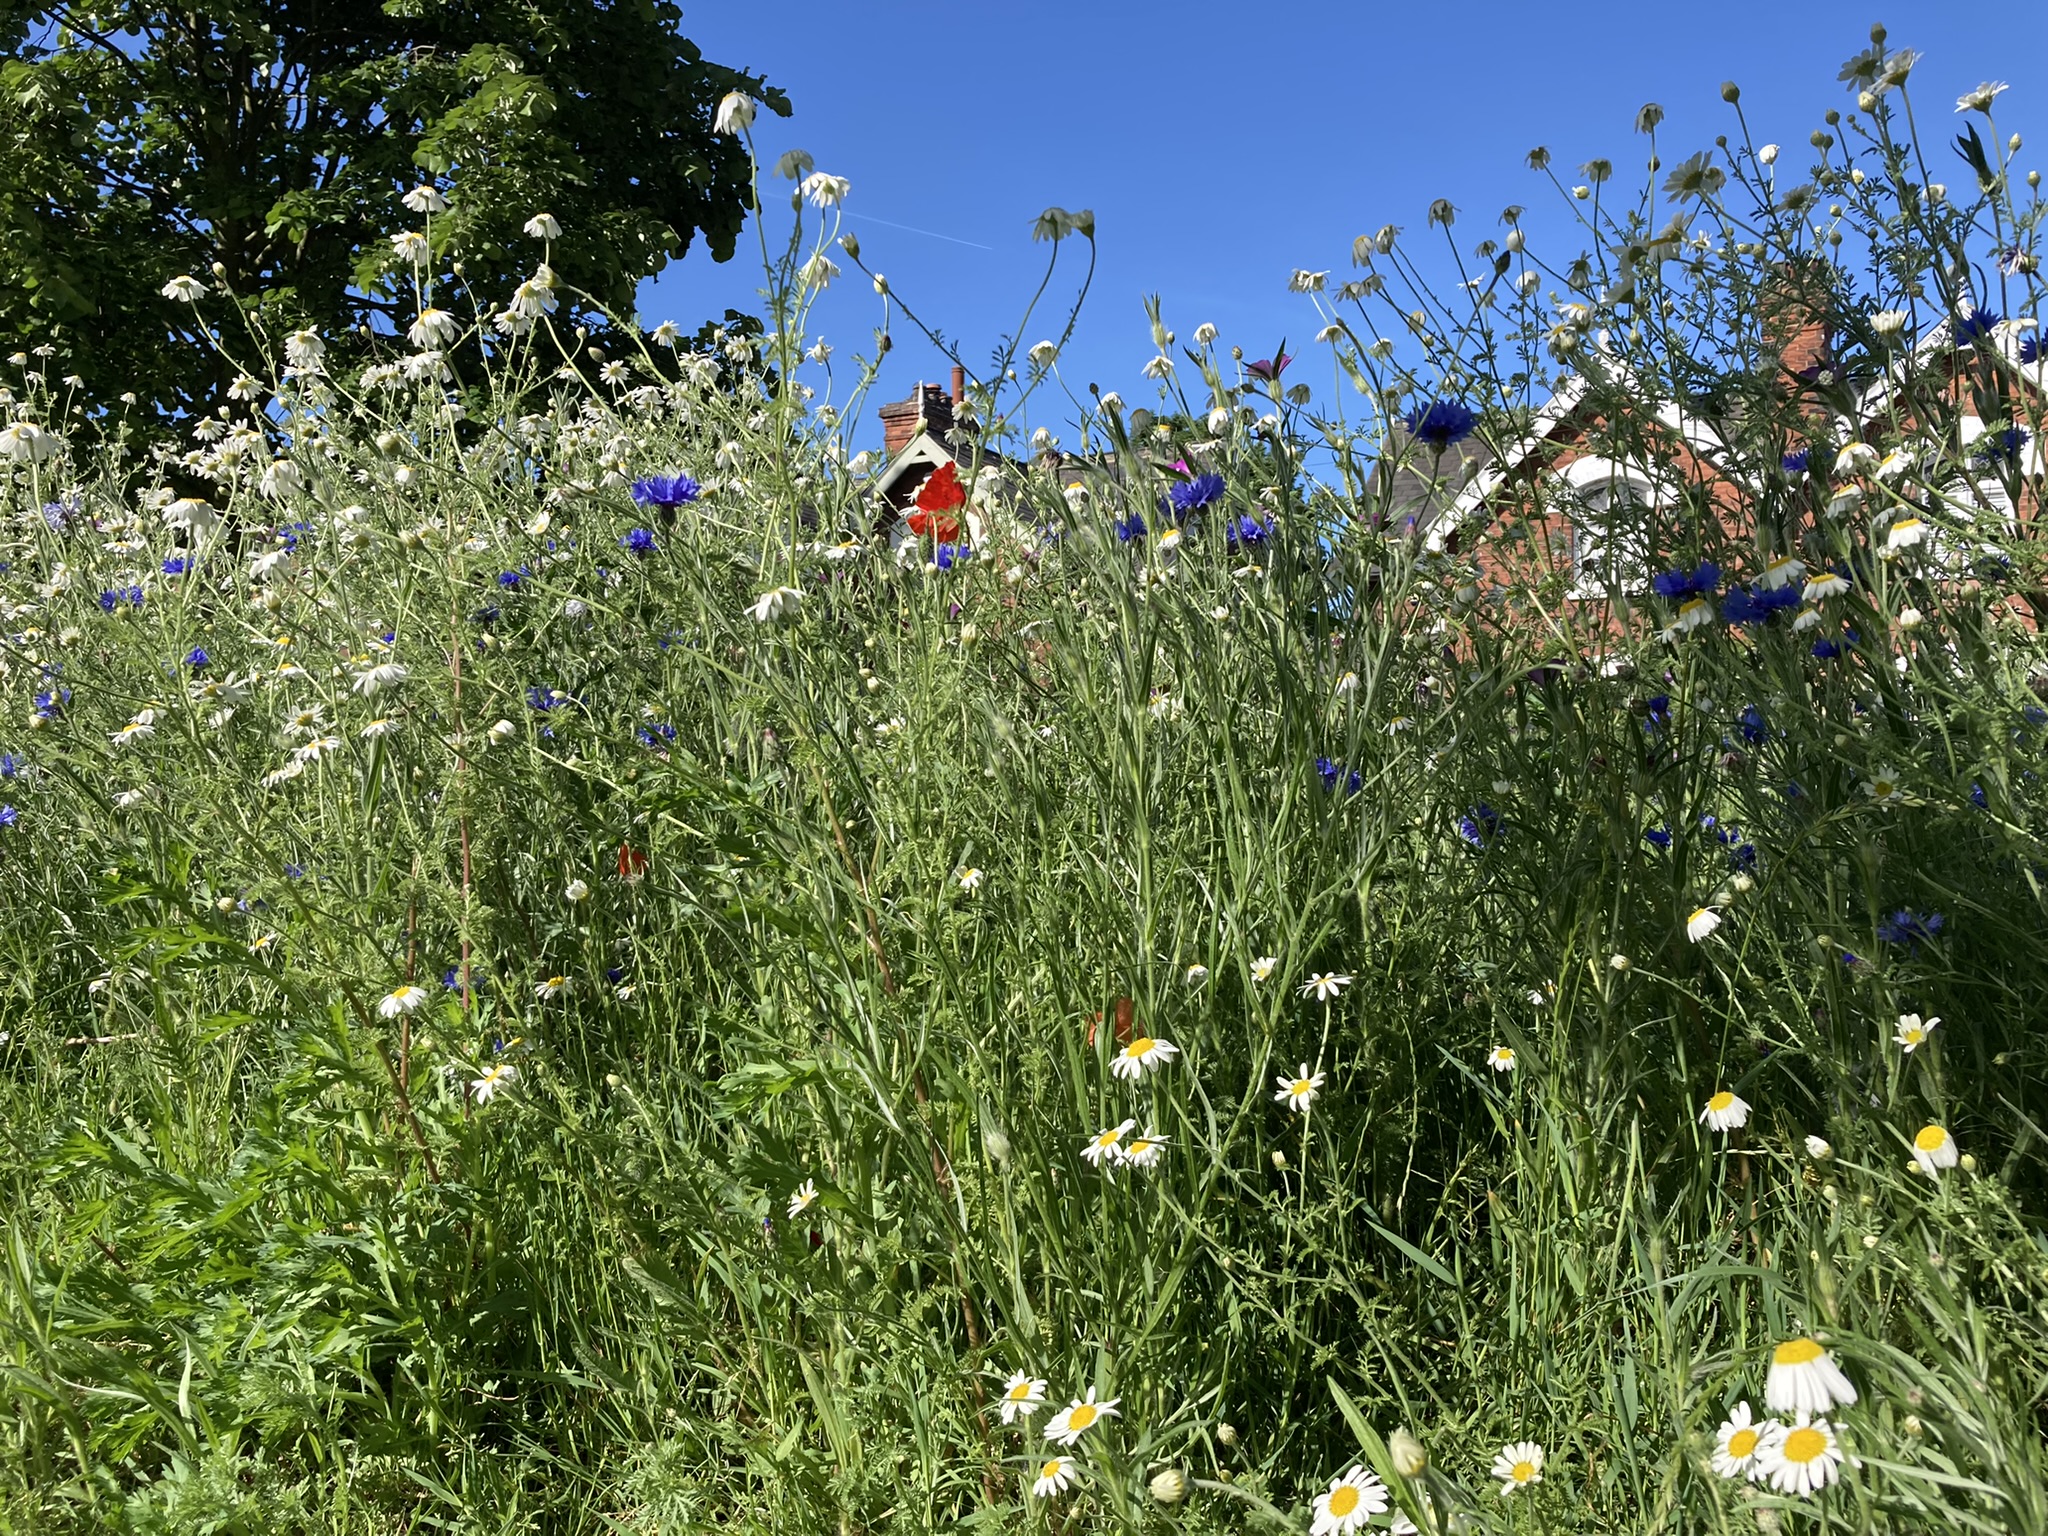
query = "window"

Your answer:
(1558, 461), (1656, 598)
